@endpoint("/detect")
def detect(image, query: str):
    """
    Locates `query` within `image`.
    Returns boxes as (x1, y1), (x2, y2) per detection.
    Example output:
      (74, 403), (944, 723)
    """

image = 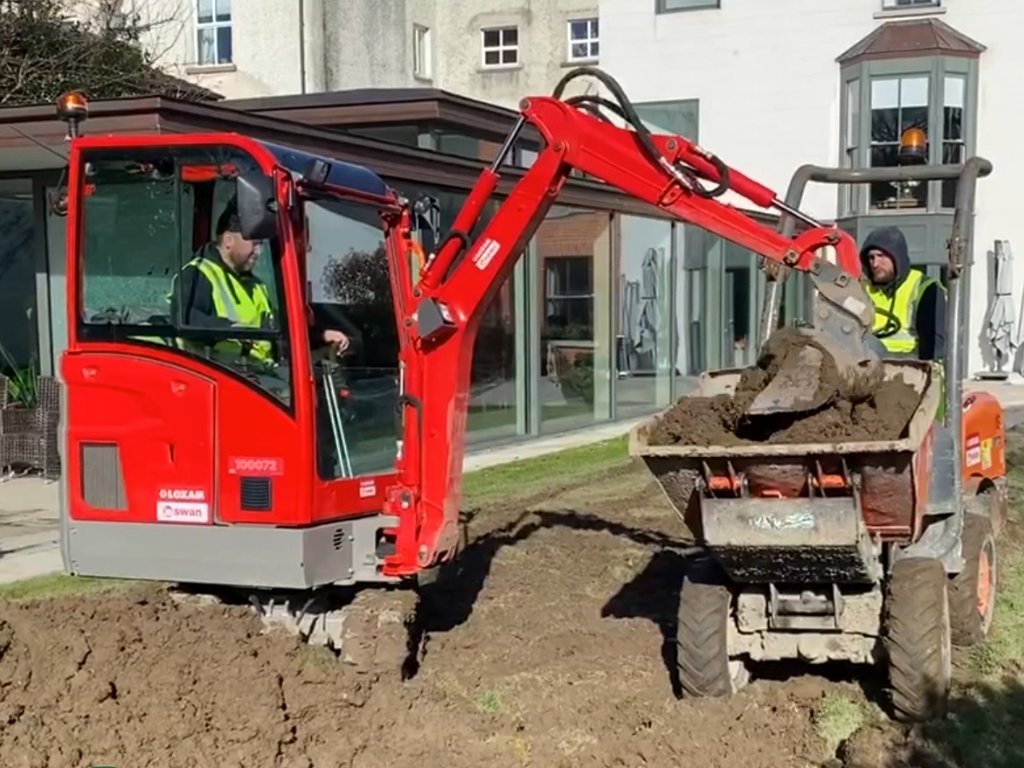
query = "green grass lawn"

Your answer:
(813, 425), (1024, 766)
(908, 426), (1024, 768)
